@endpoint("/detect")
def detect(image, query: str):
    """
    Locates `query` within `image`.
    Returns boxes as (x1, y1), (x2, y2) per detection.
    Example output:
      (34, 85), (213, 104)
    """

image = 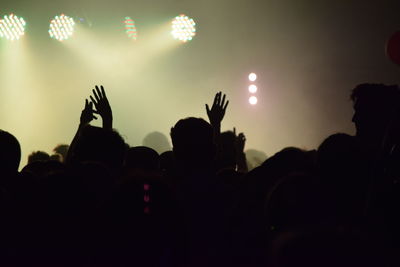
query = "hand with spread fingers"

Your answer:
(80, 99), (97, 126)
(206, 91), (229, 129)
(90, 85), (113, 129)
